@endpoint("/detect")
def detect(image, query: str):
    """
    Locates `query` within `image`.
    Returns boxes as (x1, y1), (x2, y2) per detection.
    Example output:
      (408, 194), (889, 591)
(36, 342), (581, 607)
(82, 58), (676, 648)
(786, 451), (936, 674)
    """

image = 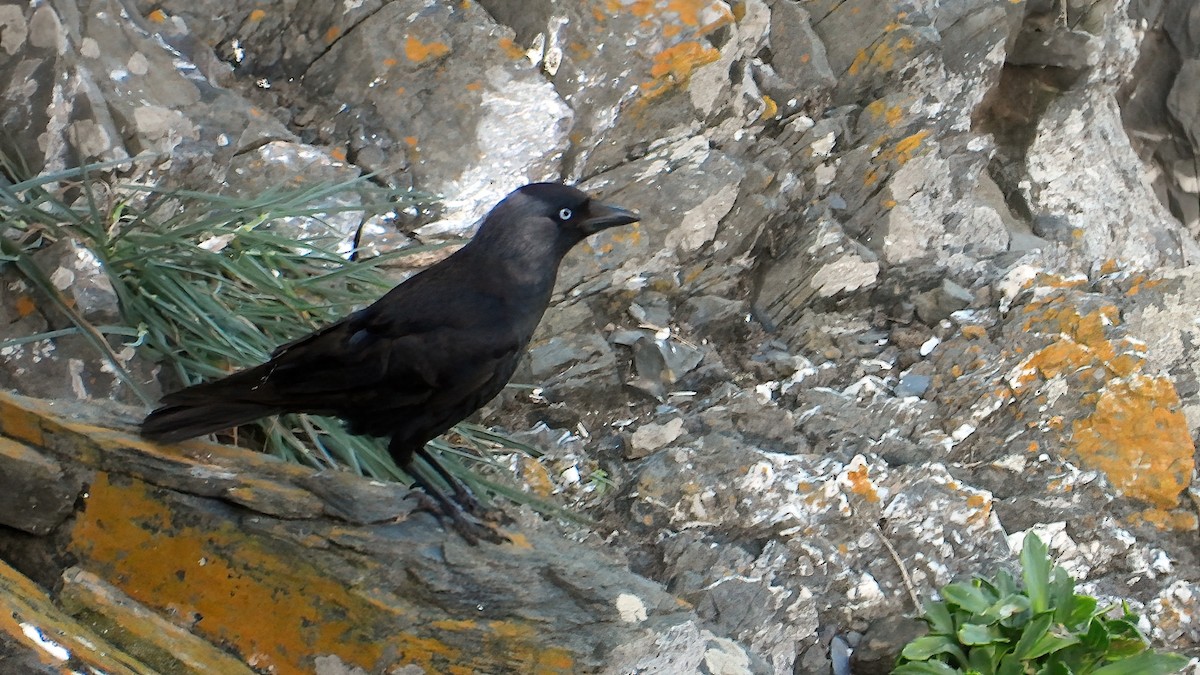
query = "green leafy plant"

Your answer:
(894, 532), (1190, 675)
(0, 158), (544, 504)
